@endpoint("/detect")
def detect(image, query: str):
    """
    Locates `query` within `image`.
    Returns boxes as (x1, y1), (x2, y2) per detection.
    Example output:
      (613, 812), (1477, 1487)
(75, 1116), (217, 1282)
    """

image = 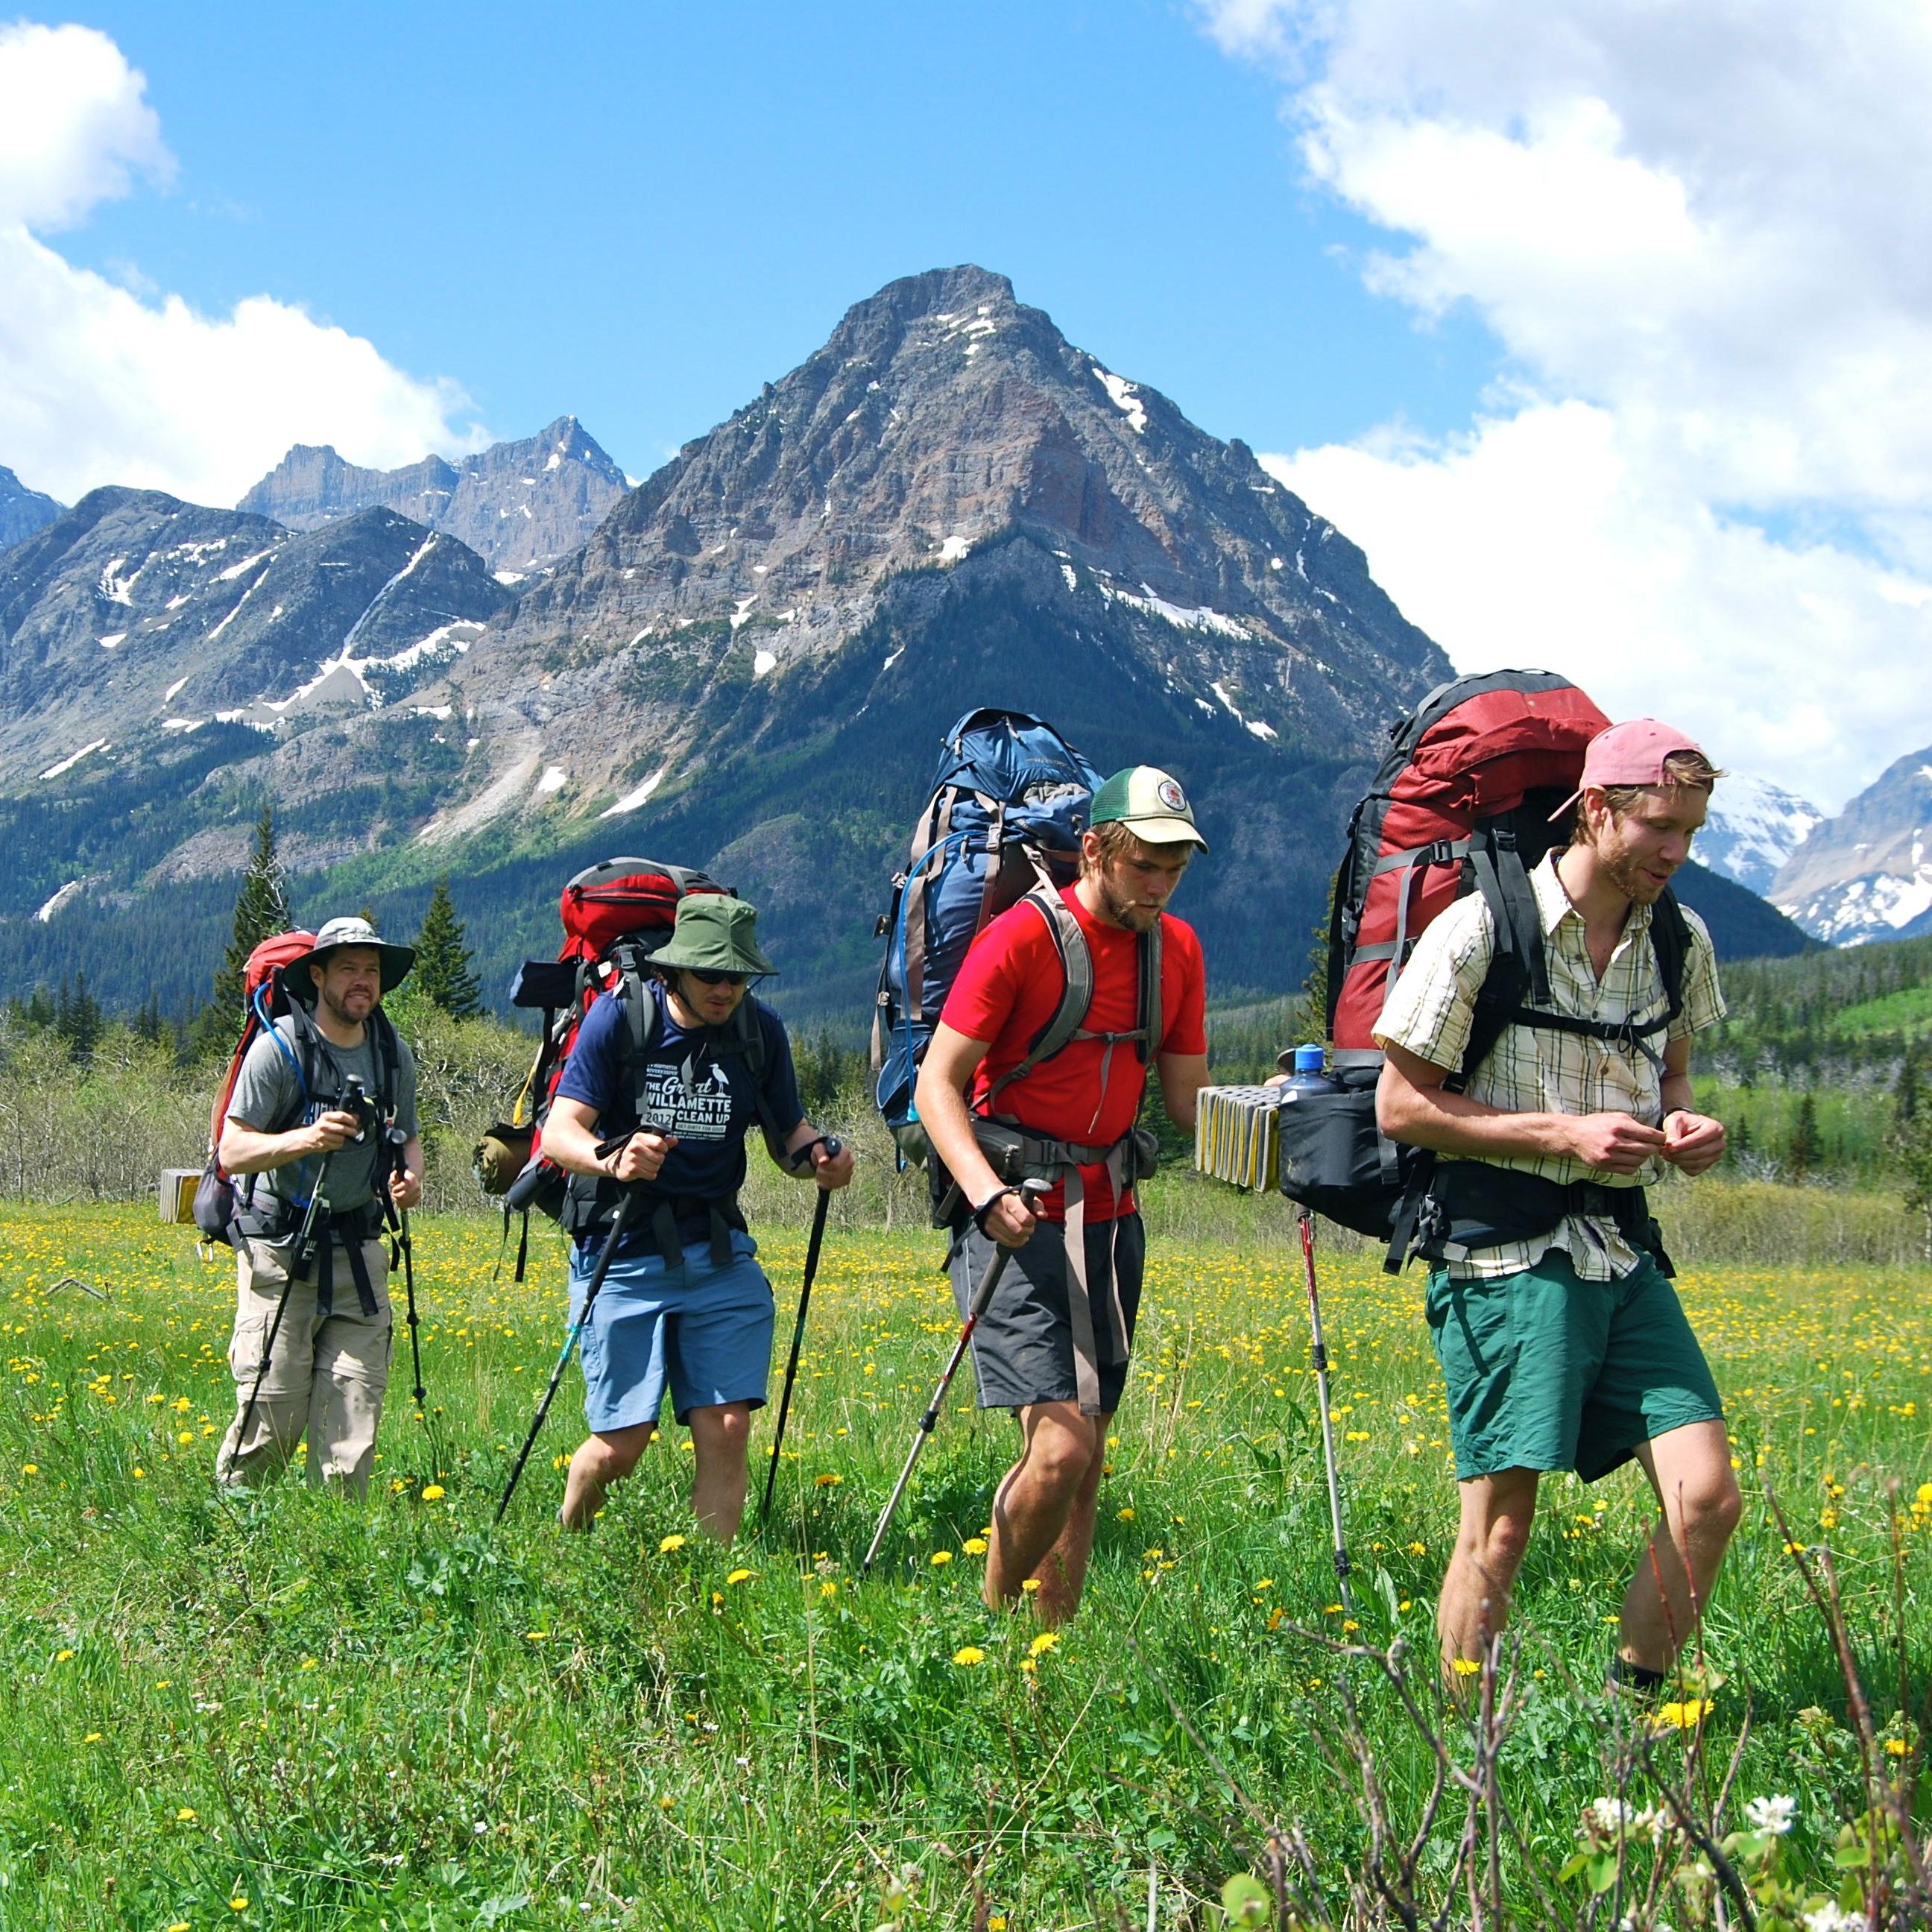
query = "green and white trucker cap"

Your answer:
(1089, 766), (1208, 850)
